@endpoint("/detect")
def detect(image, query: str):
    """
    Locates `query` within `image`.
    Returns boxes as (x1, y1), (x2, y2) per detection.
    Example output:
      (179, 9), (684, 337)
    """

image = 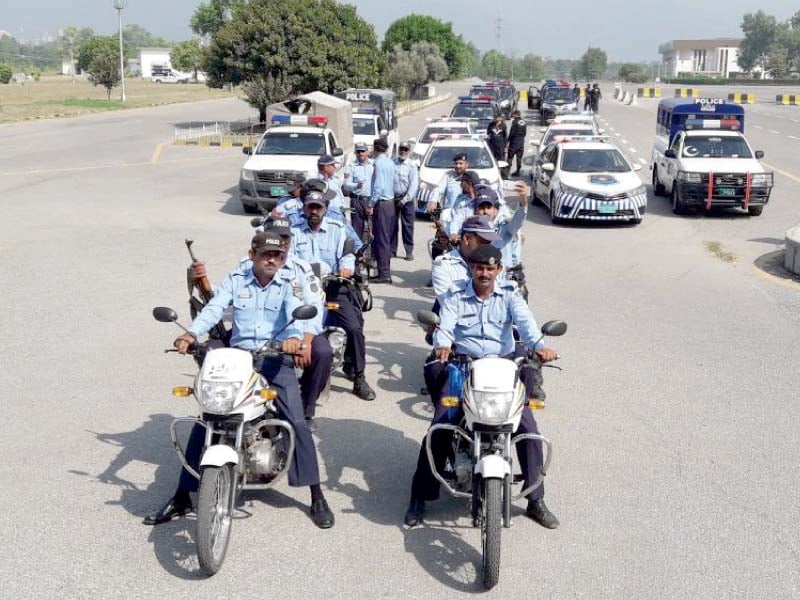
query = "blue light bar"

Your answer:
(271, 115), (291, 123)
